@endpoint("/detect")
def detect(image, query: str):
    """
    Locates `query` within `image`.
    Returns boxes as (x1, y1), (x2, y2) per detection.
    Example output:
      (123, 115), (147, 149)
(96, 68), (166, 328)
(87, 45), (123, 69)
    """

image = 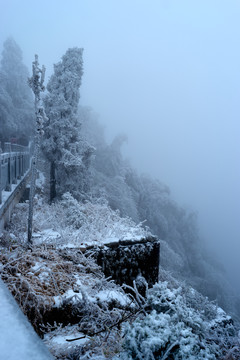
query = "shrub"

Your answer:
(117, 282), (239, 359)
